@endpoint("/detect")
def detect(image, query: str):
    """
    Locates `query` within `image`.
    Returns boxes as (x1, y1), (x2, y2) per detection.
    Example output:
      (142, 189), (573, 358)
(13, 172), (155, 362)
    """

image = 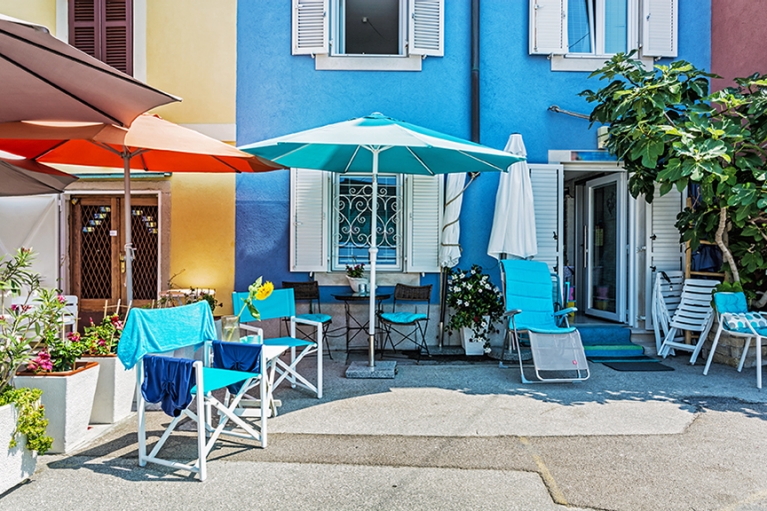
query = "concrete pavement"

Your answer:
(1, 353), (766, 510)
